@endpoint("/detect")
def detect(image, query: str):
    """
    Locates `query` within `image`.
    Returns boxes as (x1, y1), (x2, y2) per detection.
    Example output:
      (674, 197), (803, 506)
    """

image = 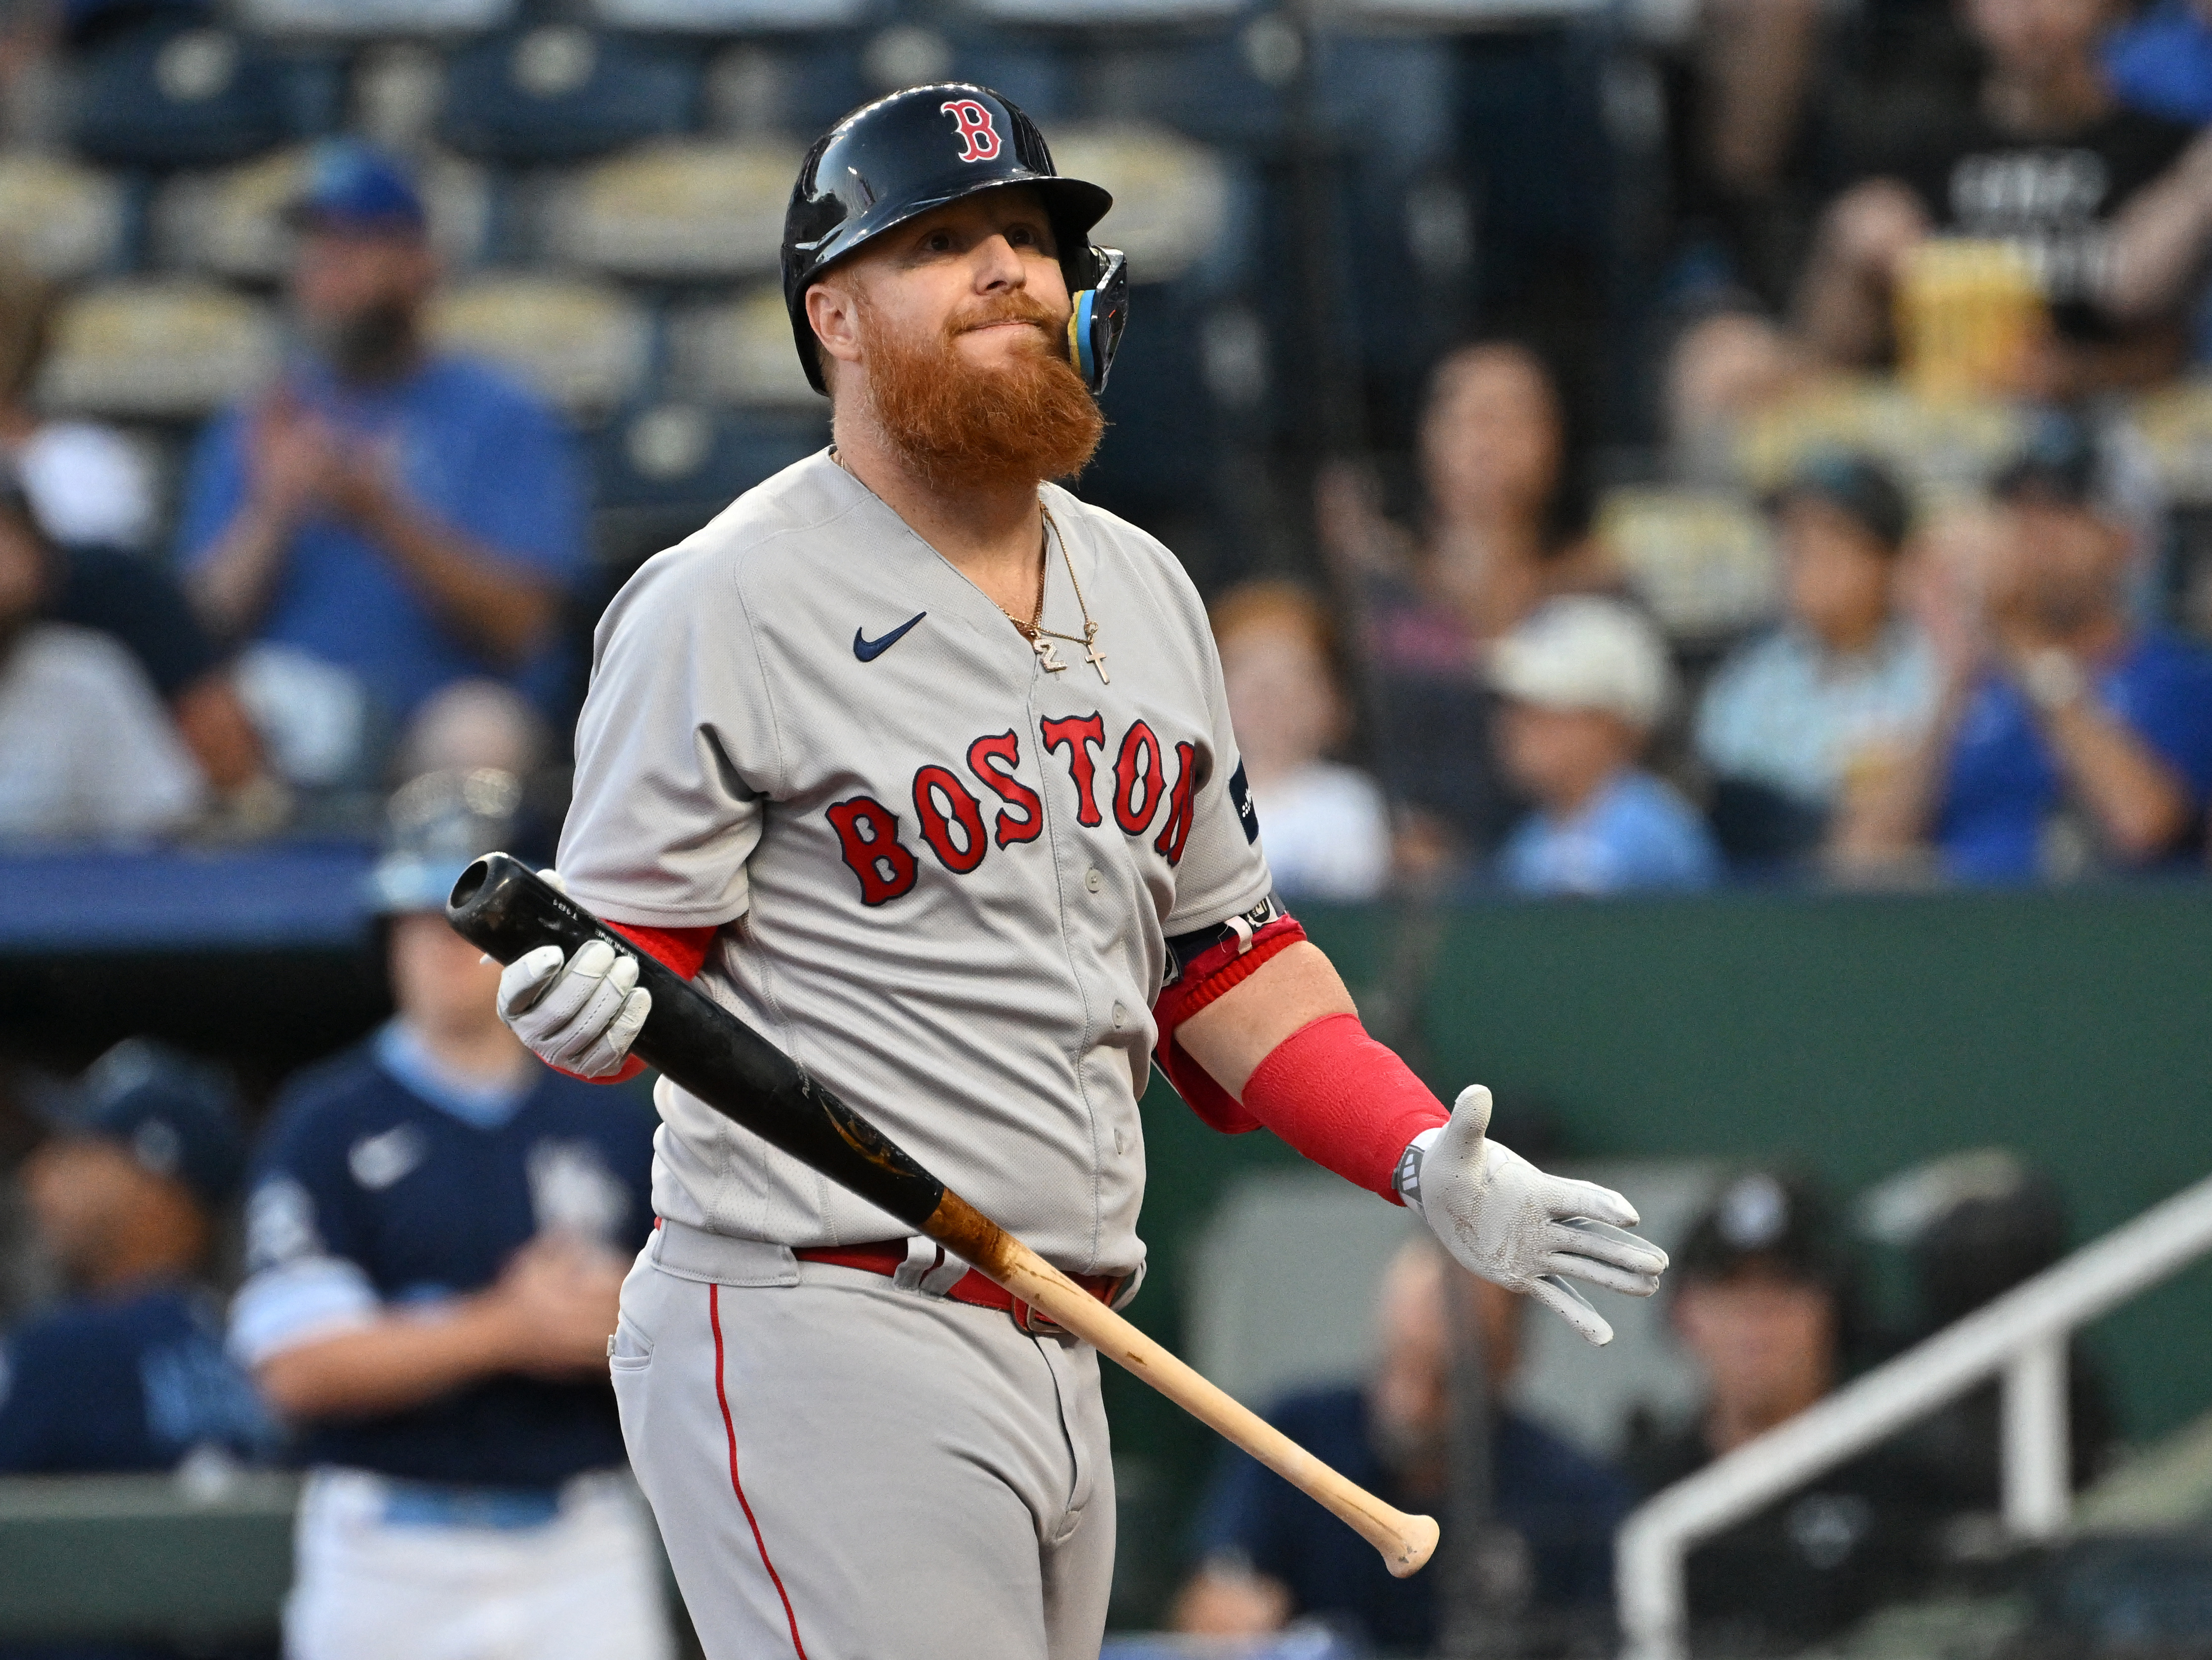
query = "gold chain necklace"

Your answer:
(1002, 505), (1108, 685)
(832, 448), (1108, 685)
